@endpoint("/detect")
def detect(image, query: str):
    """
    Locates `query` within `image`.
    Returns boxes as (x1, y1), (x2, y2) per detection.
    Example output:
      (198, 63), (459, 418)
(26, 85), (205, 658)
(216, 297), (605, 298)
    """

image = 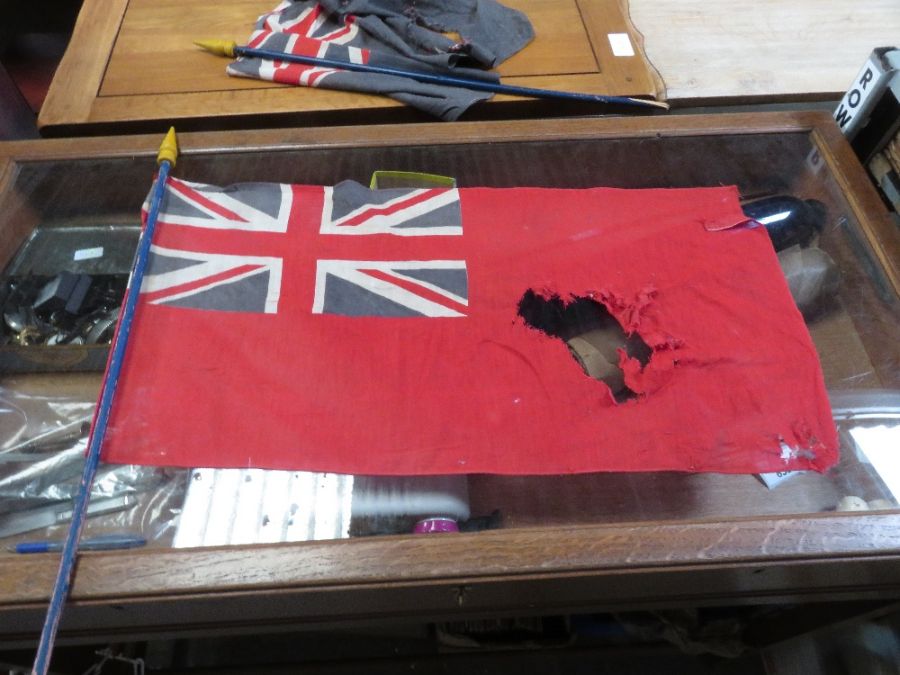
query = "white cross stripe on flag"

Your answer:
(255, 6), (360, 45)
(257, 2), (310, 35)
(148, 178), (292, 233)
(308, 37), (364, 61)
(313, 260), (468, 317)
(269, 30), (362, 85)
(141, 245), (283, 314)
(312, 18), (360, 45)
(320, 187), (462, 236)
(274, 3), (353, 40)
(299, 66), (337, 86)
(307, 6), (329, 34)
